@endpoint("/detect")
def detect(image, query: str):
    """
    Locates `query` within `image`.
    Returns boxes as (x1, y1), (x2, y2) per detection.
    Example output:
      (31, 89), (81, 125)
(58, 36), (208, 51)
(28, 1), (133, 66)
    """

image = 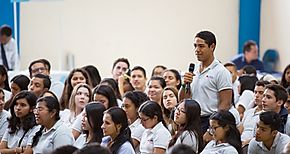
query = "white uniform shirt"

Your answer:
(200, 140), (238, 154)
(32, 120), (74, 154)
(0, 38), (19, 70)
(2, 125), (40, 148)
(191, 59), (232, 115)
(241, 107), (262, 141)
(60, 109), (76, 129)
(0, 110), (10, 140)
(285, 115), (290, 136)
(236, 90), (254, 111)
(175, 130), (198, 153)
(248, 132), (290, 154)
(129, 118), (145, 154)
(139, 122), (171, 154)
(74, 133), (87, 149)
